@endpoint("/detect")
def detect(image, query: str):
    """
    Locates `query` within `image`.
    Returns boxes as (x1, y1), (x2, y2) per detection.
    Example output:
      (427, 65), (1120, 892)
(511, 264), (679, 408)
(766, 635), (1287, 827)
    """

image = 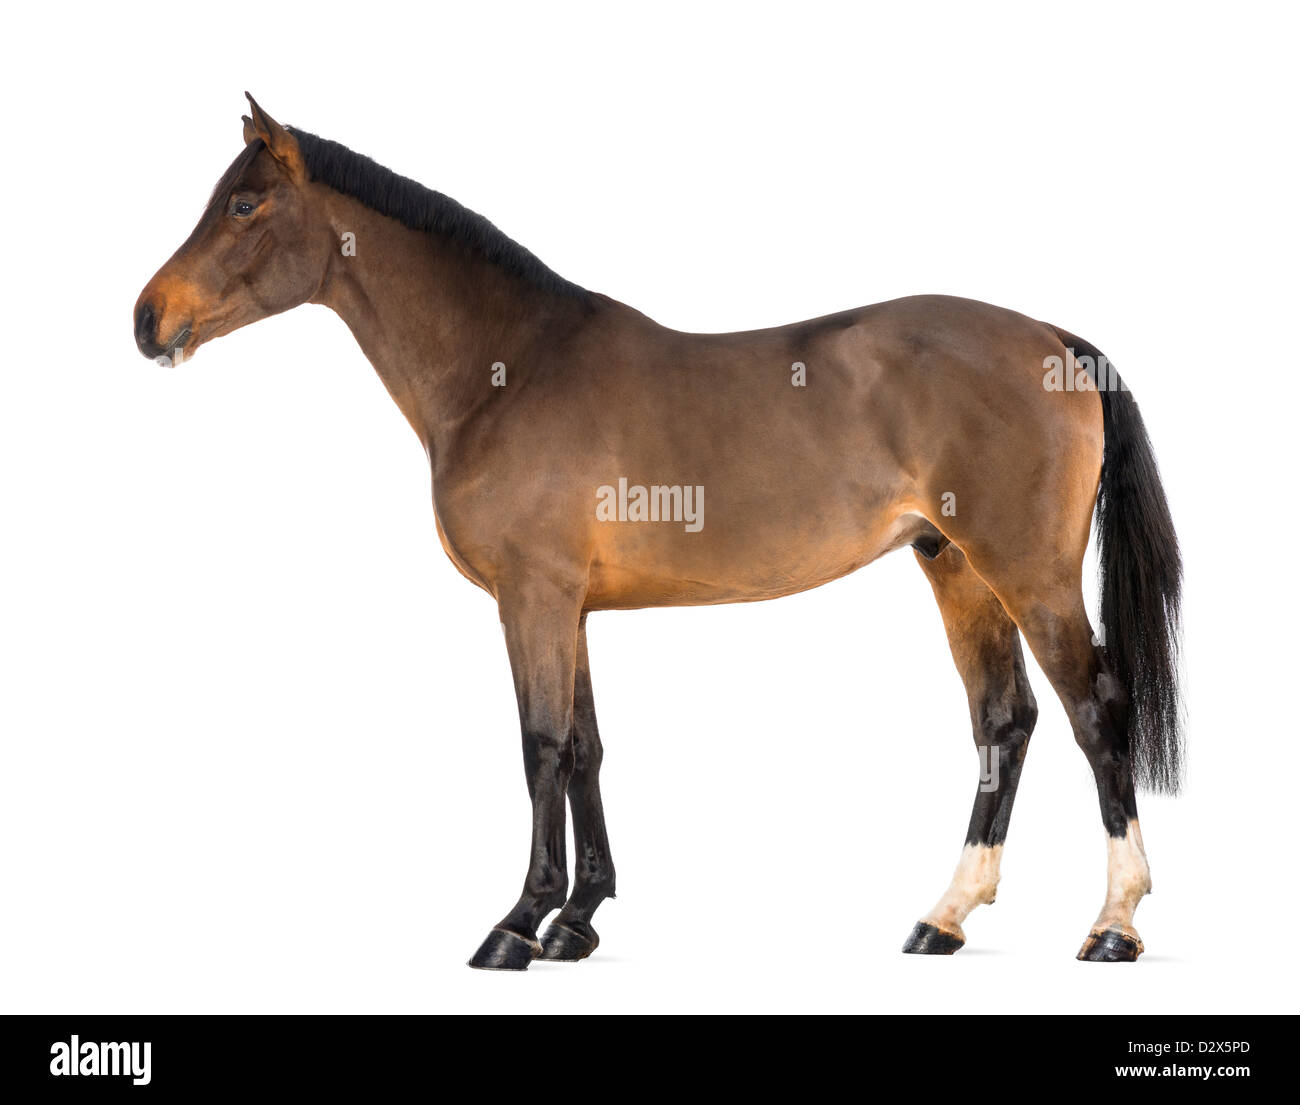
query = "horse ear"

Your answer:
(241, 115), (257, 145)
(243, 92), (304, 179)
